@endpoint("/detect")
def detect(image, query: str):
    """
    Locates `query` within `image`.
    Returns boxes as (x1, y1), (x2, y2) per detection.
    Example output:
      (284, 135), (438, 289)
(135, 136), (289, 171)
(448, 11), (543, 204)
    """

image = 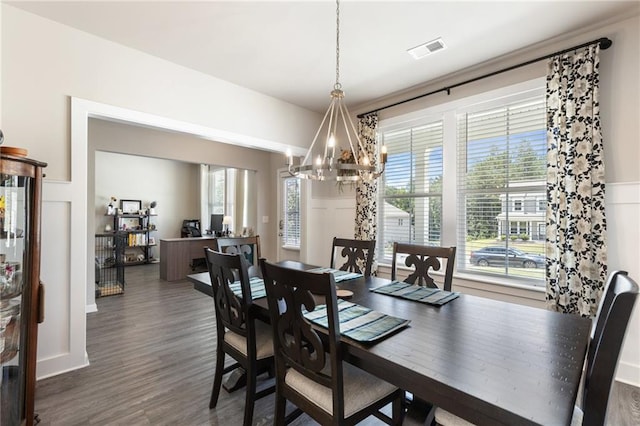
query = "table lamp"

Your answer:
(222, 216), (232, 236)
